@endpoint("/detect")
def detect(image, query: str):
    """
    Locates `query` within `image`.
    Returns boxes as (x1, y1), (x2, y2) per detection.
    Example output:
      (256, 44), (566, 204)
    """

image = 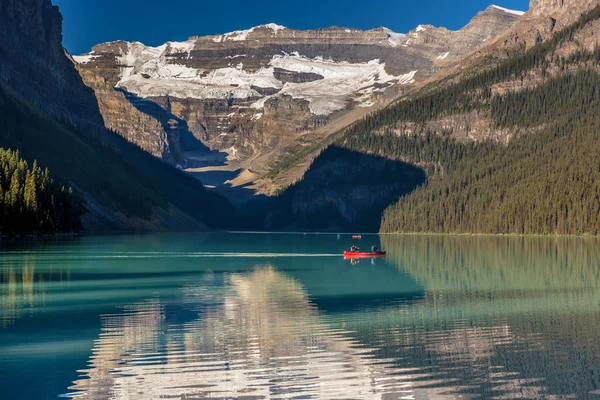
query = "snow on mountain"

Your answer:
(252, 55), (416, 115)
(382, 28), (407, 47)
(262, 23), (287, 33)
(213, 23), (287, 42)
(73, 52), (99, 64)
(107, 39), (417, 116)
(166, 40), (196, 59)
(491, 4), (526, 16)
(74, 8), (522, 120)
(71, 7), (524, 183)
